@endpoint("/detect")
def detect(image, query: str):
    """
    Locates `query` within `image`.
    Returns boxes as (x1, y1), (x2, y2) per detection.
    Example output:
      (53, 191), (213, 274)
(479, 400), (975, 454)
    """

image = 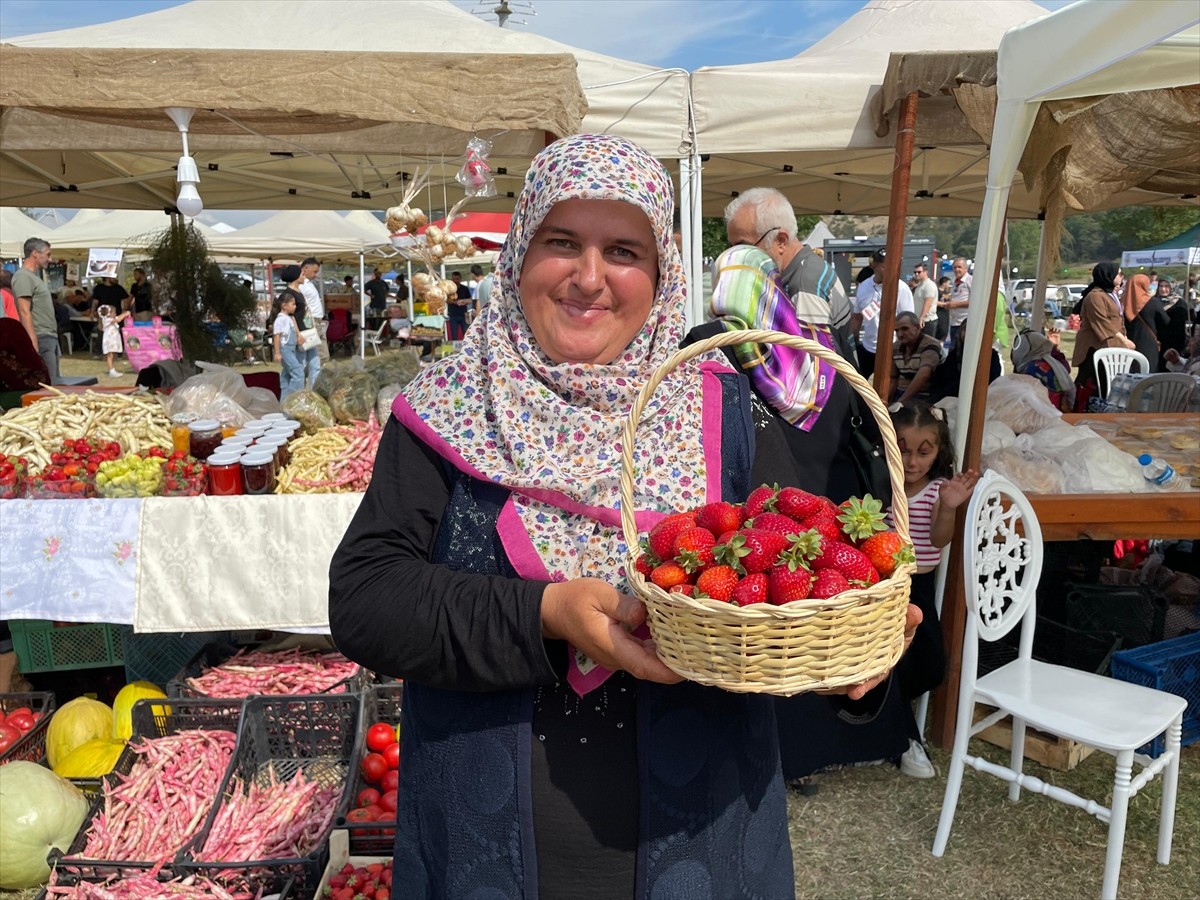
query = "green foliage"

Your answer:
(701, 217), (727, 259)
(143, 221), (255, 362)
